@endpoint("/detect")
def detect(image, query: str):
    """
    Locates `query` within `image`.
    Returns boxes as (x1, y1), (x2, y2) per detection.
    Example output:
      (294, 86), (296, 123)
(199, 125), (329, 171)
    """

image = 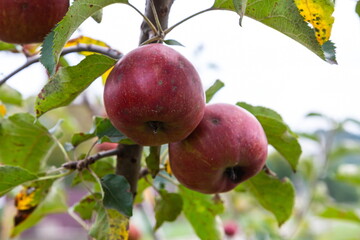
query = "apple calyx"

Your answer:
(147, 121), (163, 134)
(224, 166), (246, 183)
